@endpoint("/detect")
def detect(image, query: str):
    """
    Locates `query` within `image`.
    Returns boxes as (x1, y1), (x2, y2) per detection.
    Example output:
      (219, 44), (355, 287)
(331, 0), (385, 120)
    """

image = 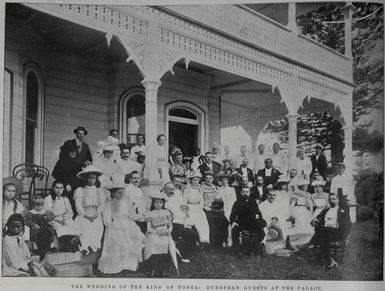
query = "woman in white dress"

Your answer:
(73, 166), (106, 254)
(217, 175), (236, 246)
(98, 183), (144, 274)
(183, 171), (210, 243)
(156, 134), (171, 183)
(292, 178), (314, 234)
(311, 180), (329, 217)
(93, 144), (122, 197)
